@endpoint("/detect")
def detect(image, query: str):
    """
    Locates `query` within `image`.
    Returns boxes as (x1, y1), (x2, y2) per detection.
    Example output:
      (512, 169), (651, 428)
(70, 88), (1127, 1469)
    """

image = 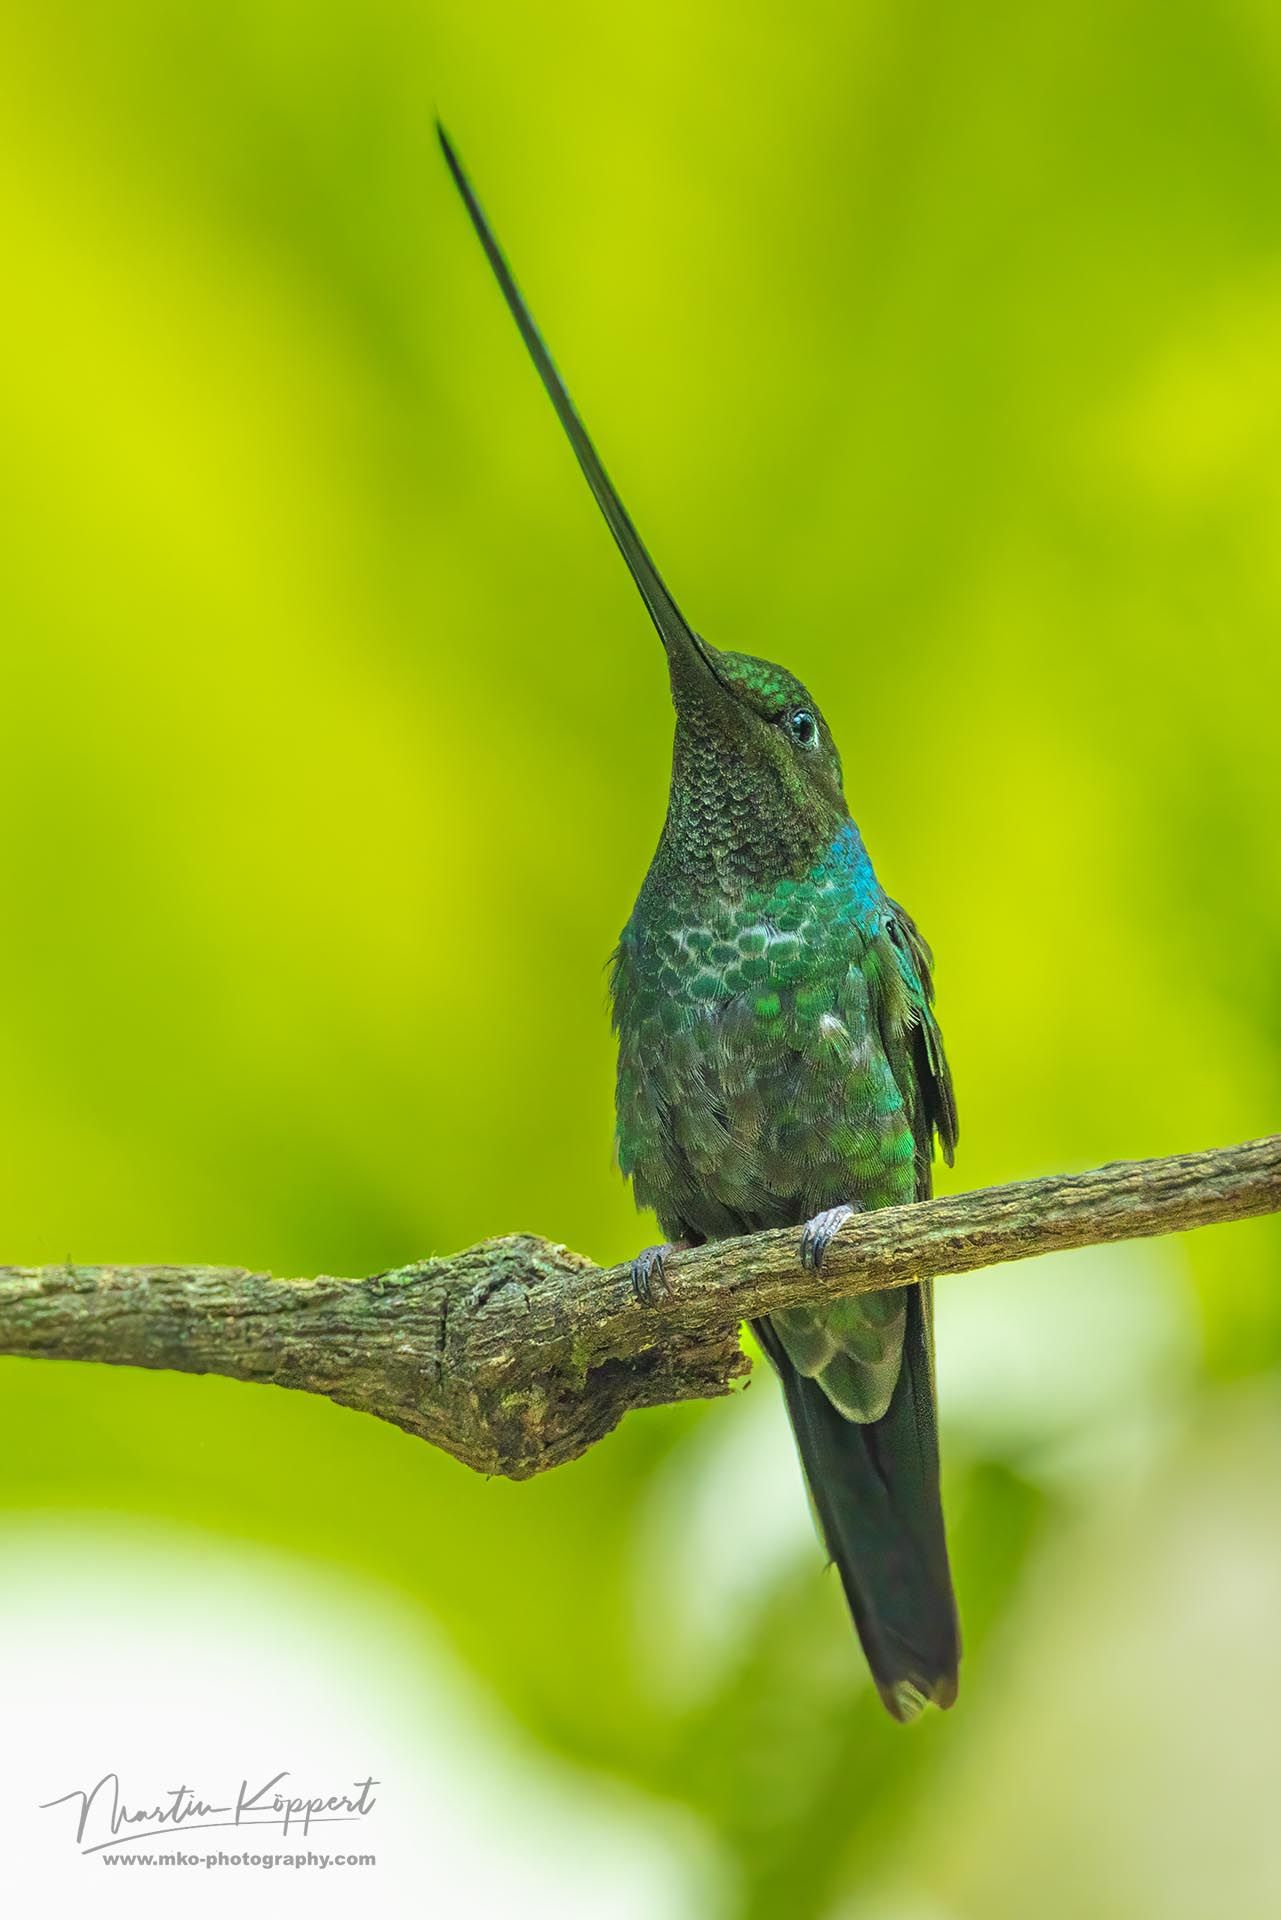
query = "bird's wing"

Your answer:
(882, 898), (958, 1200)
(770, 900), (956, 1418)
